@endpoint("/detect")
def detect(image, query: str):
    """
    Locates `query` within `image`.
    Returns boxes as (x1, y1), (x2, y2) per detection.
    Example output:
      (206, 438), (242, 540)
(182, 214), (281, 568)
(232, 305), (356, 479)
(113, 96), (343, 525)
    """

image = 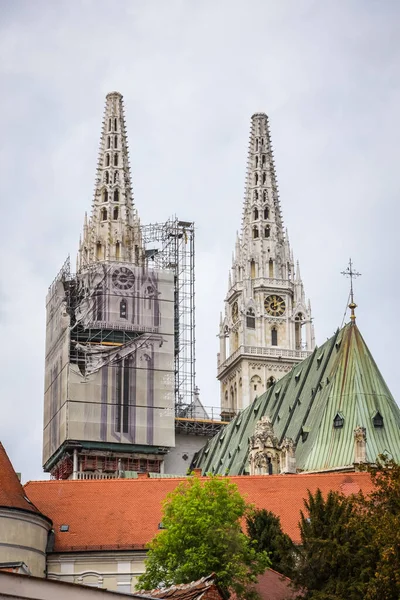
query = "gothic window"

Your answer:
(105, 154), (110, 167)
(262, 172), (266, 184)
(333, 413), (344, 428)
(253, 207), (259, 220)
(373, 411), (384, 428)
(105, 171), (109, 183)
(246, 308), (255, 329)
(263, 190), (267, 202)
(101, 208), (107, 221)
(114, 154), (118, 166)
(135, 245), (140, 264)
(267, 376), (275, 389)
(264, 226), (270, 238)
(262, 154), (266, 166)
(295, 313), (304, 350)
(254, 190), (258, 200)
(261, 138), (264, 146)
(225, 390), (228, 404)
(264, 206), (269, 219)
(256, 139), (259, 151)
(146, 285), (155, 309)
(271, 327), (278, 346)
(107, 136), (111, 149)
(114, 189), (119, 202)
(250, 260), (256, 279)
(255, 156), (258, 168)
(120, 299), (127, 319)
(253, 227), (259, 239)
(114, 136), (118, 148)
(269, 259), (274, 278)
(96, 242), (102, 261)
(116, 242), (121, 260)
(103, 189), (108, 203)
(108, 119), (111, 131)
(114, 118), (117, 131)
(114, 171), (119, 183)
(255, 173), (258, 185)
(113, 207), (119, 220)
